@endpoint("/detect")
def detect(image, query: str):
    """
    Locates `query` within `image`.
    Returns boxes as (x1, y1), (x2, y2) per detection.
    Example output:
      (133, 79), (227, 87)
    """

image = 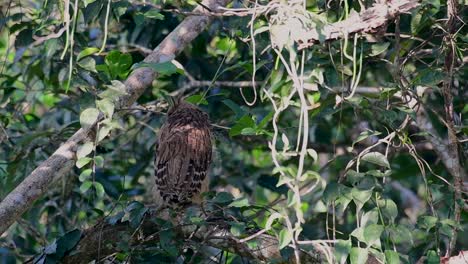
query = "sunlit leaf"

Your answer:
(361, 152), (390, 168)
(80, 107), (100, 129)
